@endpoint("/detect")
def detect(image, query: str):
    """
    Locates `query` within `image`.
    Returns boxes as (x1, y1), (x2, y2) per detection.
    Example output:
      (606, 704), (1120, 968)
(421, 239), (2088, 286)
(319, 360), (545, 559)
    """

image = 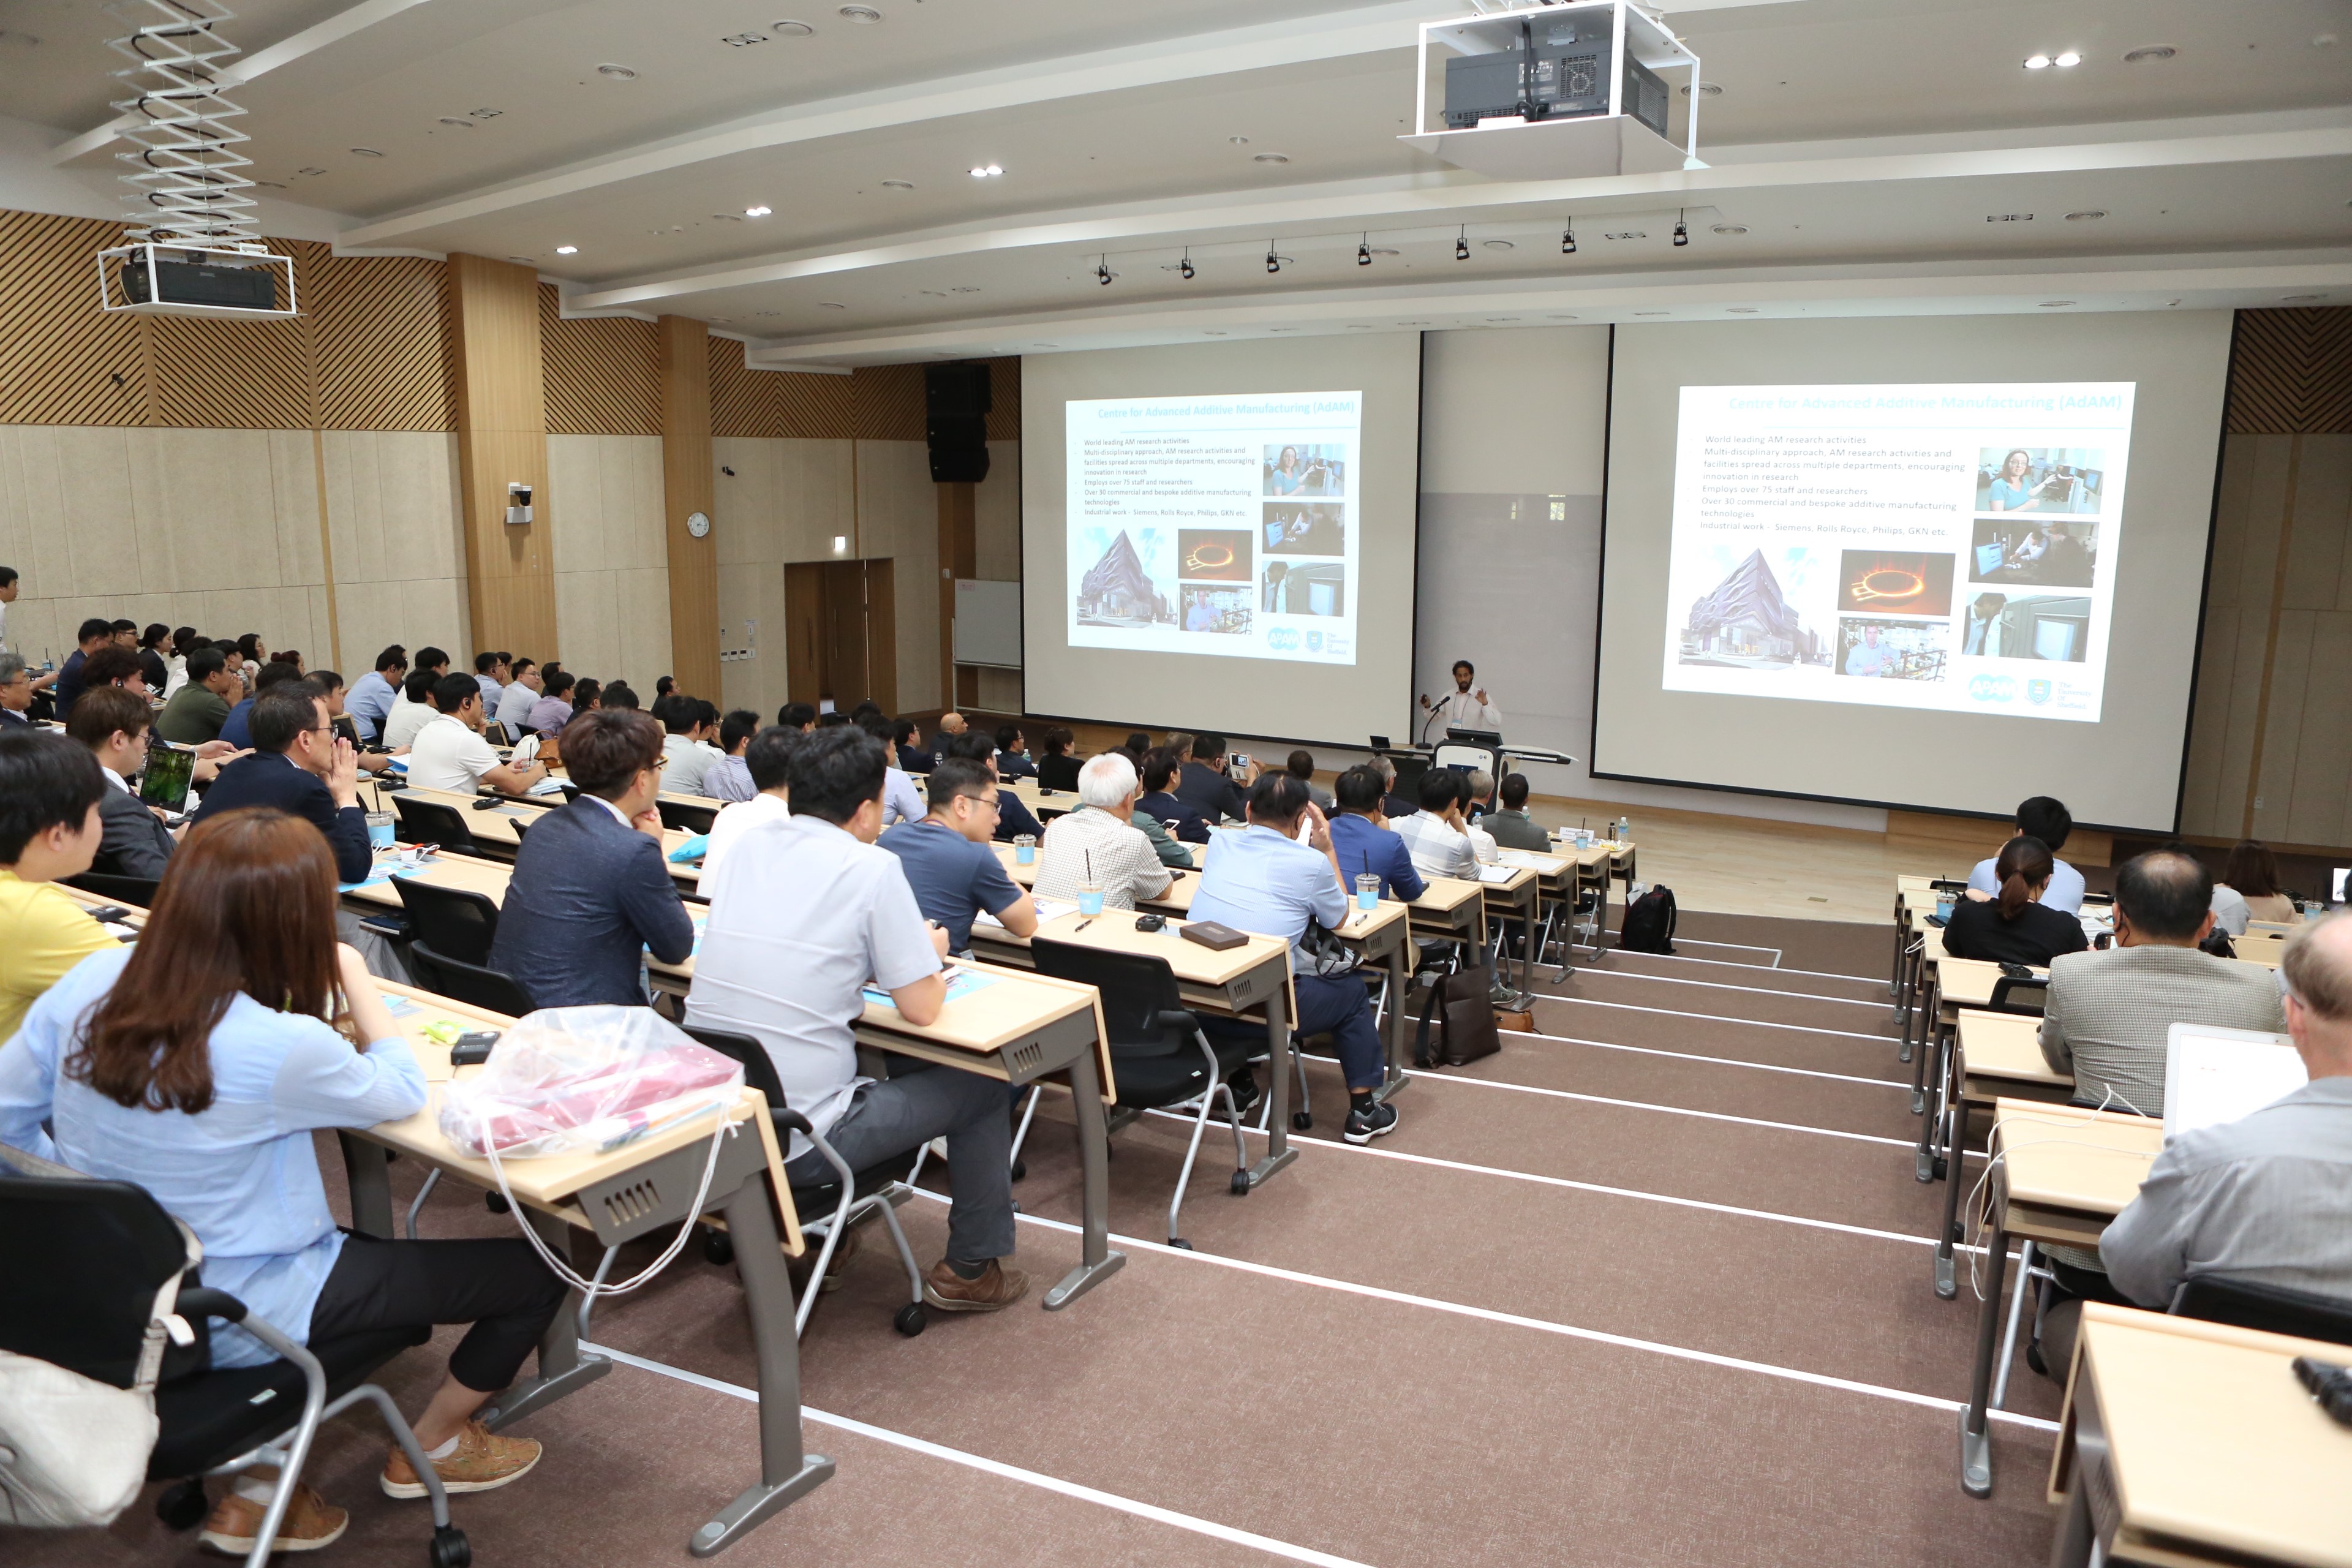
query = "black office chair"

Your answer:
(1029, 939), (1253, 1248)
(407, 941), (538, 1017)
(1390, 753), (1431, 805)
(668, 1027), (927, 1338)
(66, 870), (164, 907)
(391, 794), (477, 853)
(2171, 1275), (2352, 1346)
(393, 879), (502, 966)
(657, 797), (718, 835)
(0, 1174), (467, 1568)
